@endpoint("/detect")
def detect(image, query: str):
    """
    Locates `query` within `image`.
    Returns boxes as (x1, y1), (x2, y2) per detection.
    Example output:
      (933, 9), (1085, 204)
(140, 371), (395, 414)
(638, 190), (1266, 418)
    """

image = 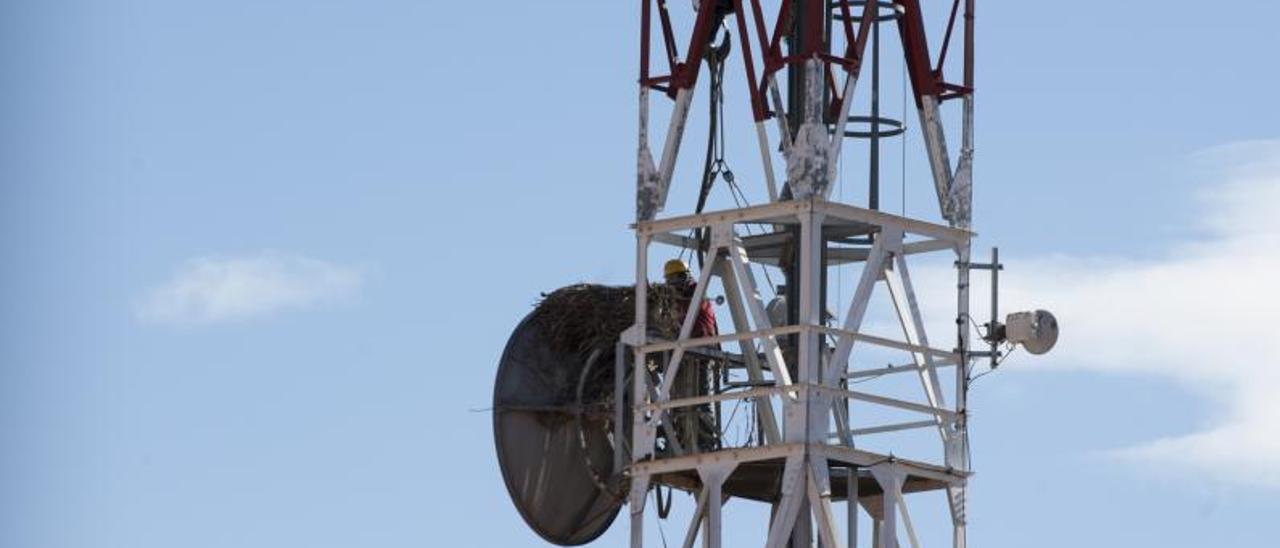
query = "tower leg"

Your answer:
(682, 490), (708, 548)
(697, 463), (735, 548)
(808, 457), (840, 548)
(870, 464), (902, 548)
(629, 476), (651, 548)
(765, 455), (806, 548)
